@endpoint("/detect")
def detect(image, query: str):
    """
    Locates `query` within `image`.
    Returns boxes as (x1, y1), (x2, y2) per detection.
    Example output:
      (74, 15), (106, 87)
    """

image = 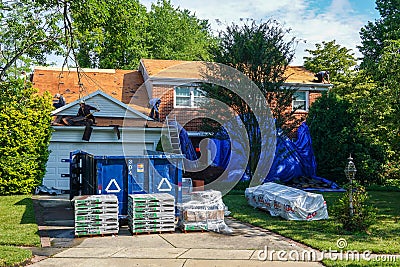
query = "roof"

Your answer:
(50, 90), (163, 128)
(284, 66), (318, 84)
(33, 66), (144, 104)
(33, 60), (330, 116)
(140, 58), (207, 80)
(140, 59), (331, 86)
